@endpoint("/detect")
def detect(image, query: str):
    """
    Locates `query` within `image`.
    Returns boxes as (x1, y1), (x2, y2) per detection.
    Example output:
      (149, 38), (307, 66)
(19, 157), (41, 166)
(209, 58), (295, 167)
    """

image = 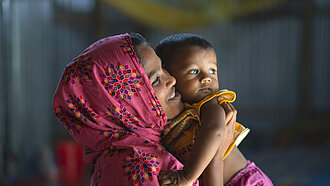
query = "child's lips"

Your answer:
(198, 87), (212, 93)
